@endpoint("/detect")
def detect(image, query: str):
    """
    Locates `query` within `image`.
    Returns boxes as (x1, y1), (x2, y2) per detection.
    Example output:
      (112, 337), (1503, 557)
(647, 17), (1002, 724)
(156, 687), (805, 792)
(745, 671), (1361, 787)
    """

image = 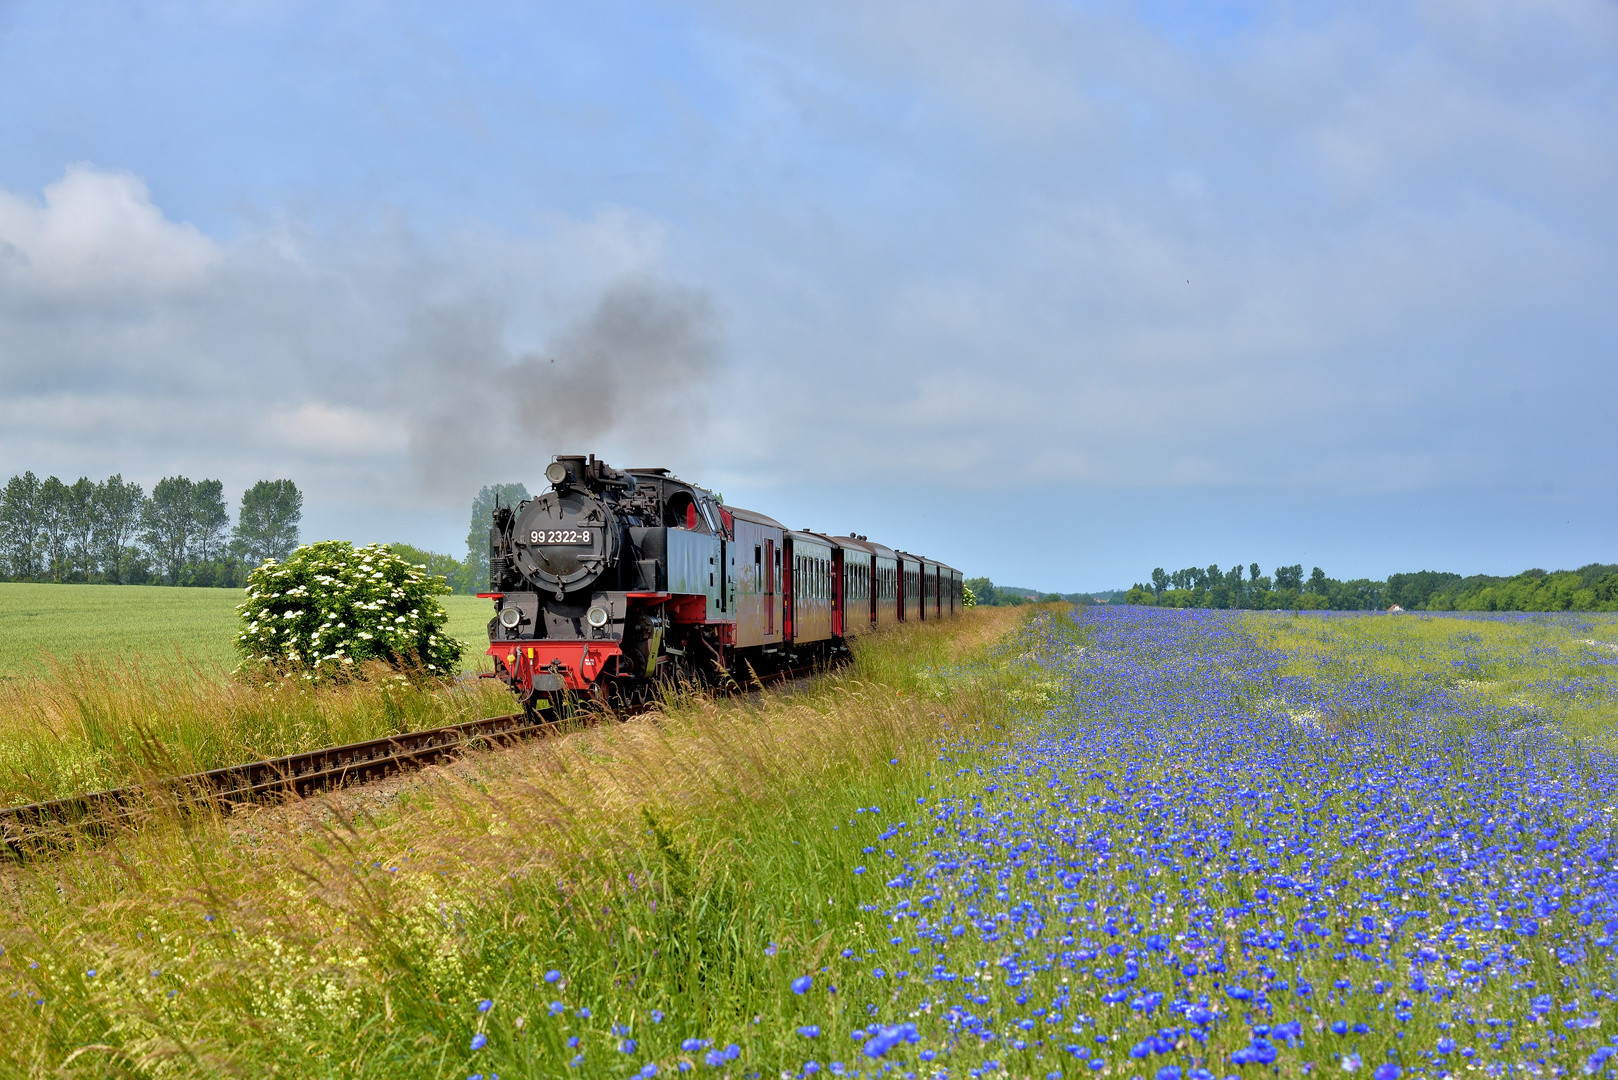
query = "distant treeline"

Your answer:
(0, 471), (302, 587)
(1119, 562), (1618, 612)
(965, 579), (1126, 606)
(386, 483), (534, 596)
